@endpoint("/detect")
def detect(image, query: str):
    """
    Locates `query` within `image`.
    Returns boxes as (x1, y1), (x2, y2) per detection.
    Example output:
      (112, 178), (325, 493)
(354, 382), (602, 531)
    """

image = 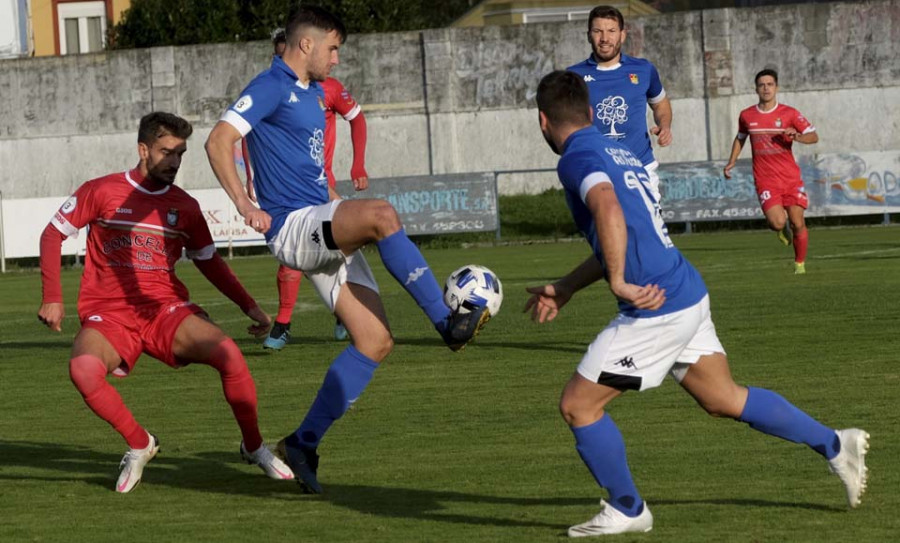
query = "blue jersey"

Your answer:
(222, 56), (329, 240)
(558, 127), (706, 318)
(567, 54), (665, 166)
